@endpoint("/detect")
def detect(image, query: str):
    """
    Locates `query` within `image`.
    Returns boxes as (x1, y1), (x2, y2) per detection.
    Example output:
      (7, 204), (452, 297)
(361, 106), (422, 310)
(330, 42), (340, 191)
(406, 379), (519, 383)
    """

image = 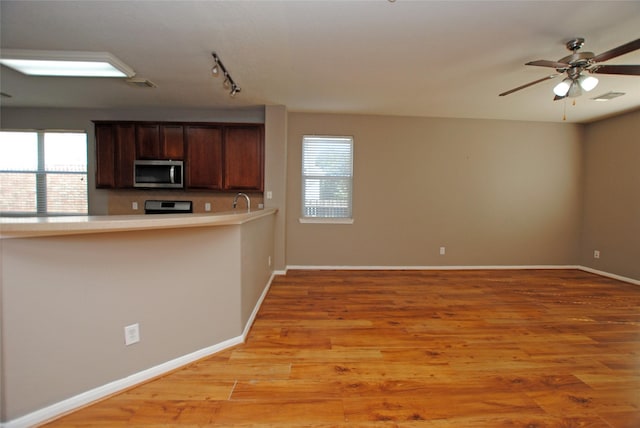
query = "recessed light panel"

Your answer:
(0, 50), (135, 78)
